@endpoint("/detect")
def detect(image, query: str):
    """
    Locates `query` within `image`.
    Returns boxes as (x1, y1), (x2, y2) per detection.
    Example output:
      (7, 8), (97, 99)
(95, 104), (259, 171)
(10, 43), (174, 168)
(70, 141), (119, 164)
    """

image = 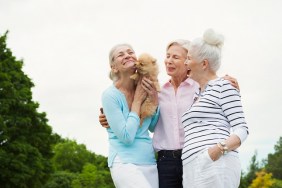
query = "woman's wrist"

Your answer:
(218, 141), (229, 155)
(216, 143), (224, 155)
(208, 145), (223, 161)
